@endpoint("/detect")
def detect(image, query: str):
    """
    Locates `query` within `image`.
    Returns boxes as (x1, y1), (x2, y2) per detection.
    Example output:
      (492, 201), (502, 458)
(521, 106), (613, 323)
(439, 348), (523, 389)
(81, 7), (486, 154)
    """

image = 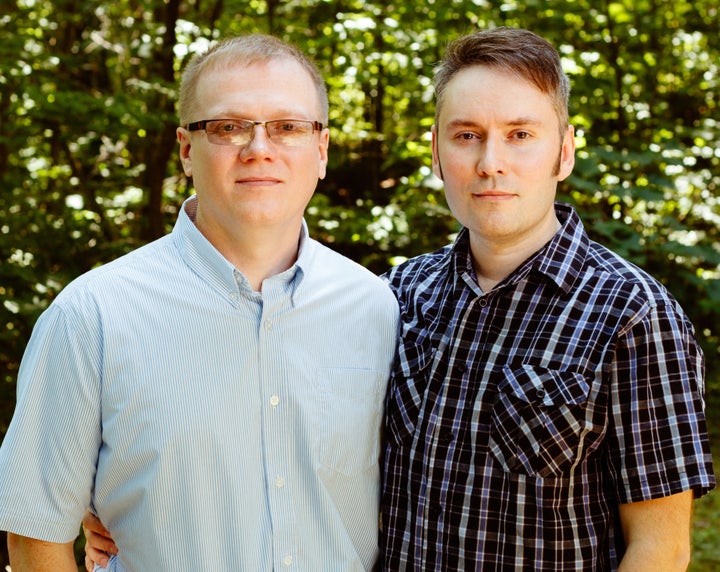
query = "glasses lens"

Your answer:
(201, 119), (317, 147)
(205, 119), (253, 146)
(265, 120), (314, 147)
